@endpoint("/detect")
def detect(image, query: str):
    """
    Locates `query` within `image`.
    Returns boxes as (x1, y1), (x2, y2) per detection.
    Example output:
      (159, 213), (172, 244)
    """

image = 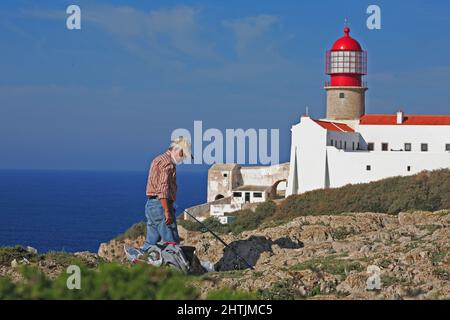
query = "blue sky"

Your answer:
(1, 0), (449, 171)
